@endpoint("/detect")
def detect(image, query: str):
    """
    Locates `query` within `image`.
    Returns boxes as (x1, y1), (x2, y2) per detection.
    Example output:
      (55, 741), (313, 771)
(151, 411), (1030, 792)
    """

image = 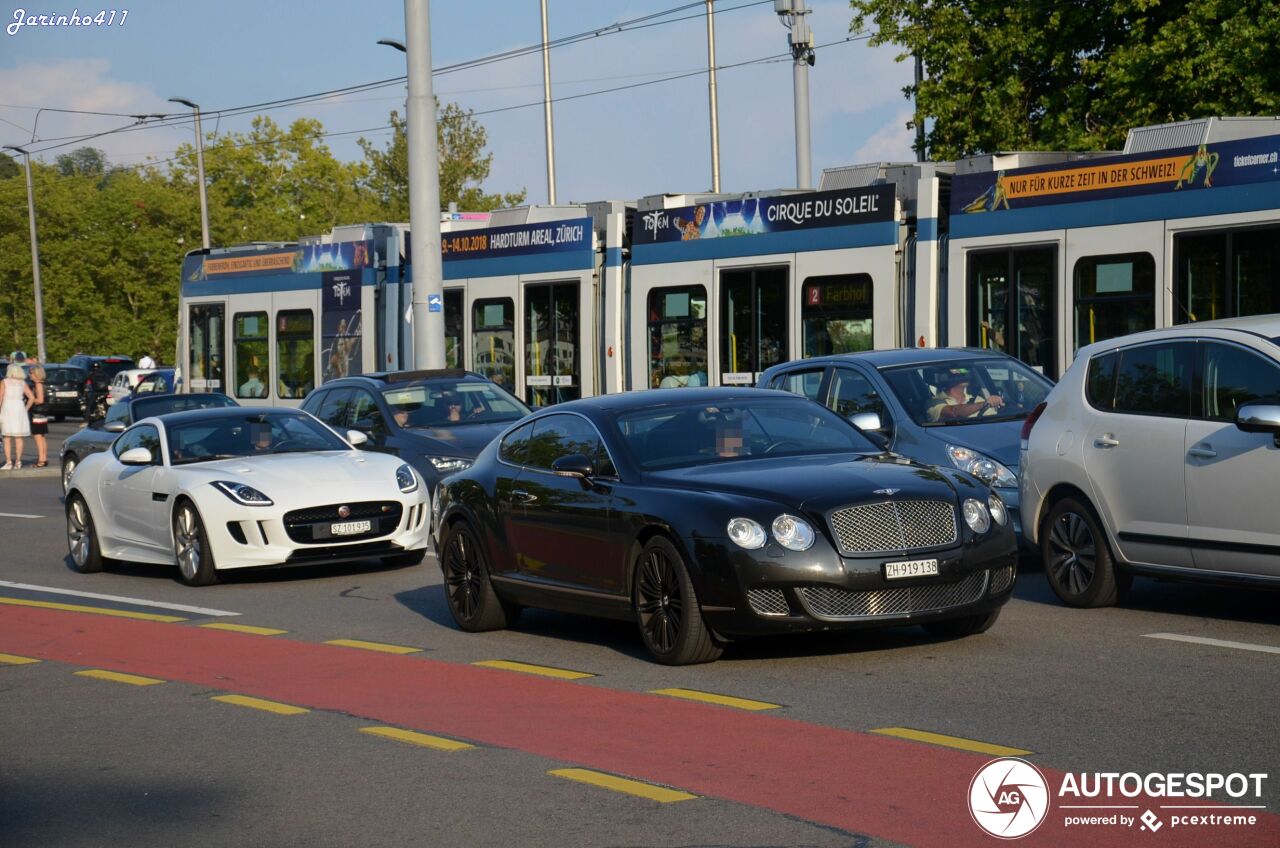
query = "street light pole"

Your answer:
(776, 0), (815, 190)
(403, 0), (446, 369)
(2, 144), (46, 363)
(168, 97), (210, 249)
(705, 0), (721, 193)
(540, 0), (557, 204)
